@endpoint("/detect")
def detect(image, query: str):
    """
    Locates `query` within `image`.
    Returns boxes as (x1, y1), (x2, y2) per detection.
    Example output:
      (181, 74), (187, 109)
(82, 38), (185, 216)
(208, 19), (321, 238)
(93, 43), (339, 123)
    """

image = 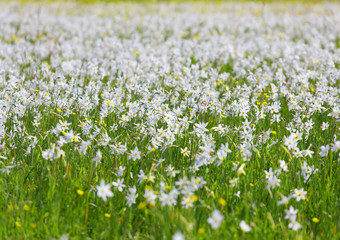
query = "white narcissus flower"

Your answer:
(292, 188), (307, 201)
(112, 178), (126, 192)
(207, 210), (224, 229)
(143, 189), (157, 204)
(128, 146), (141, 161)
(42, 148), (54, 161)
(279, 160), (288, 172)
(125, 186), (138, 206)
(96, 179), (113, 202)
(229, 178), (238, 187)
(240, 220), (251, 232)
(277, 195), (291, 206)
(332, 141), (340, 152)
(266, 175), (281, 189)
(172, 231), (185, 240)
(288, 220), (302, 231)
(319, 145), (330, 157)
(93, 150), (102, 163)
(285, 206), (298, 221)
(321, 122), (329, 131)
